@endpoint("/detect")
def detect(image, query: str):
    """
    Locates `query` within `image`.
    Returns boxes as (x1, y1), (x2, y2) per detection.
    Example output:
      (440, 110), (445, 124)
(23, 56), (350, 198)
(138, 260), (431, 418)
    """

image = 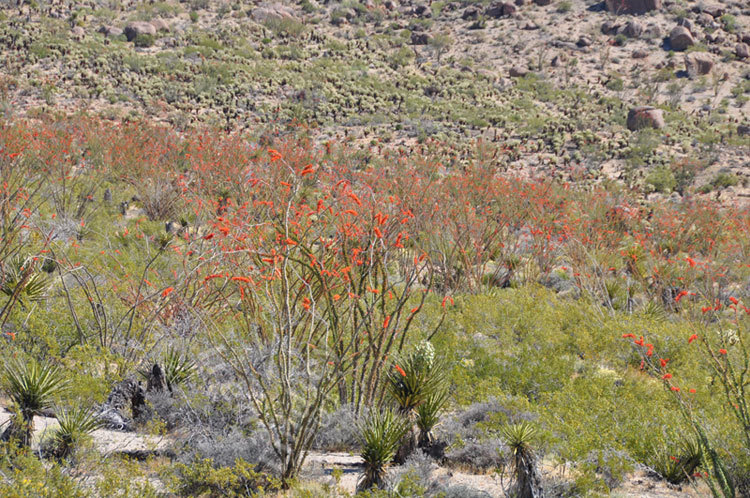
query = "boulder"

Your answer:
(486, 1), (516, 17)
(627, 106), (665, 131)
(150, 19), (170, 32)
(697, 4), (724, 18)
(534, 0), (552, 5)
(643, 24), (661, 39)
(696, 13), (715, 27)
(736, 43), (749, 59)
(622, 20), (643, 38)
(124, 21), (156, 42)
(669, 26), (694, 51)
(71, 26), (85, 40)
(738, 125), (750, 136)
(509, 66), (529, 77)
(99, 25), (123, 38)
(413, 3), (432, 17)
(461, 6), (481, 20)
(685, 52), (714, 76)
(601, 20), (620, 35)
(632, 48), (650, 58)
(577, 36), (592, 47)
(411, 31), (431, 45)
(251, 2), (299, 23)
(605, 0), (661, 15)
